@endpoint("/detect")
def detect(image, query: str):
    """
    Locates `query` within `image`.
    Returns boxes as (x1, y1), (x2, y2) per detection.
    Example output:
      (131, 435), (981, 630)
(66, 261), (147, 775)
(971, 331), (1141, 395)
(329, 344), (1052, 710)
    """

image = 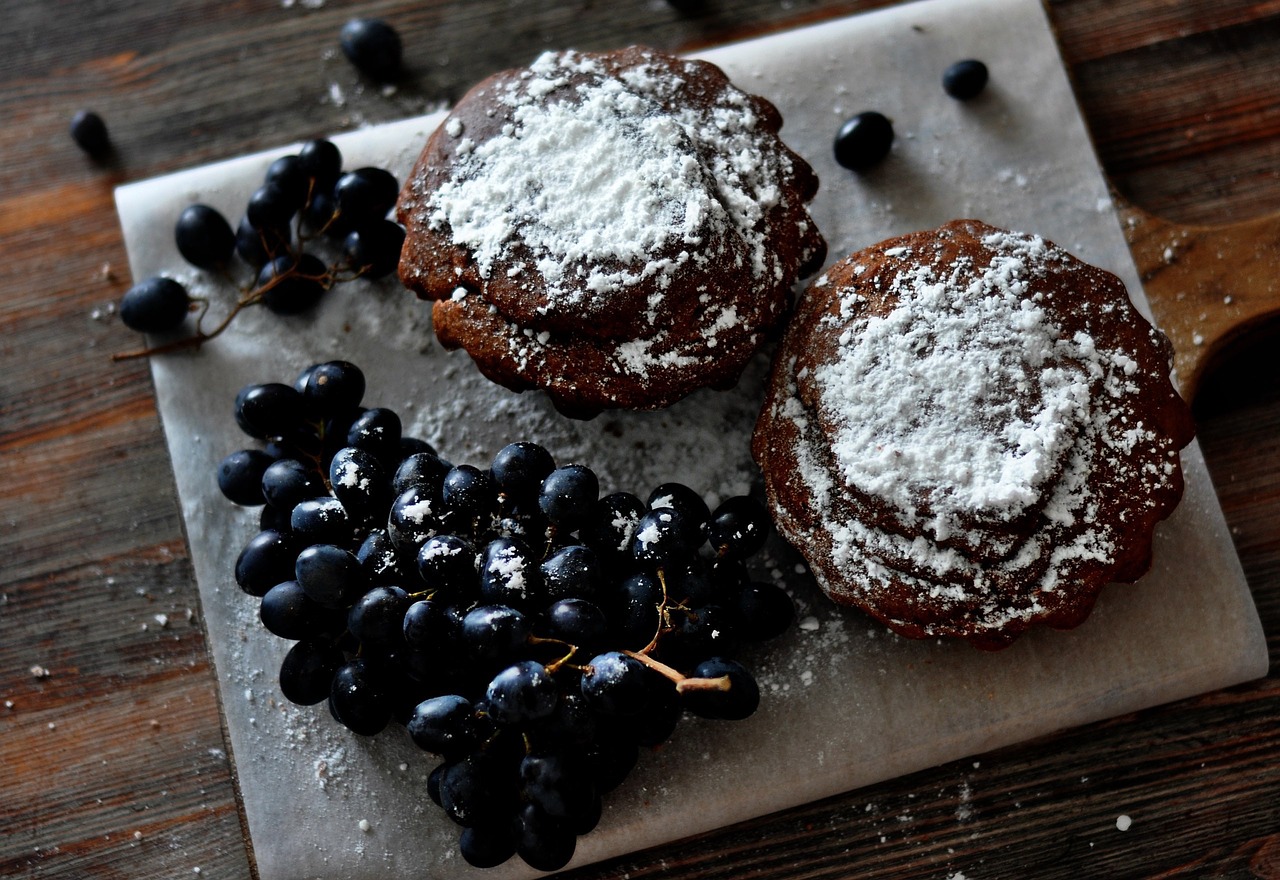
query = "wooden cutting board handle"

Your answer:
(1117, 195), (1280, 403)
